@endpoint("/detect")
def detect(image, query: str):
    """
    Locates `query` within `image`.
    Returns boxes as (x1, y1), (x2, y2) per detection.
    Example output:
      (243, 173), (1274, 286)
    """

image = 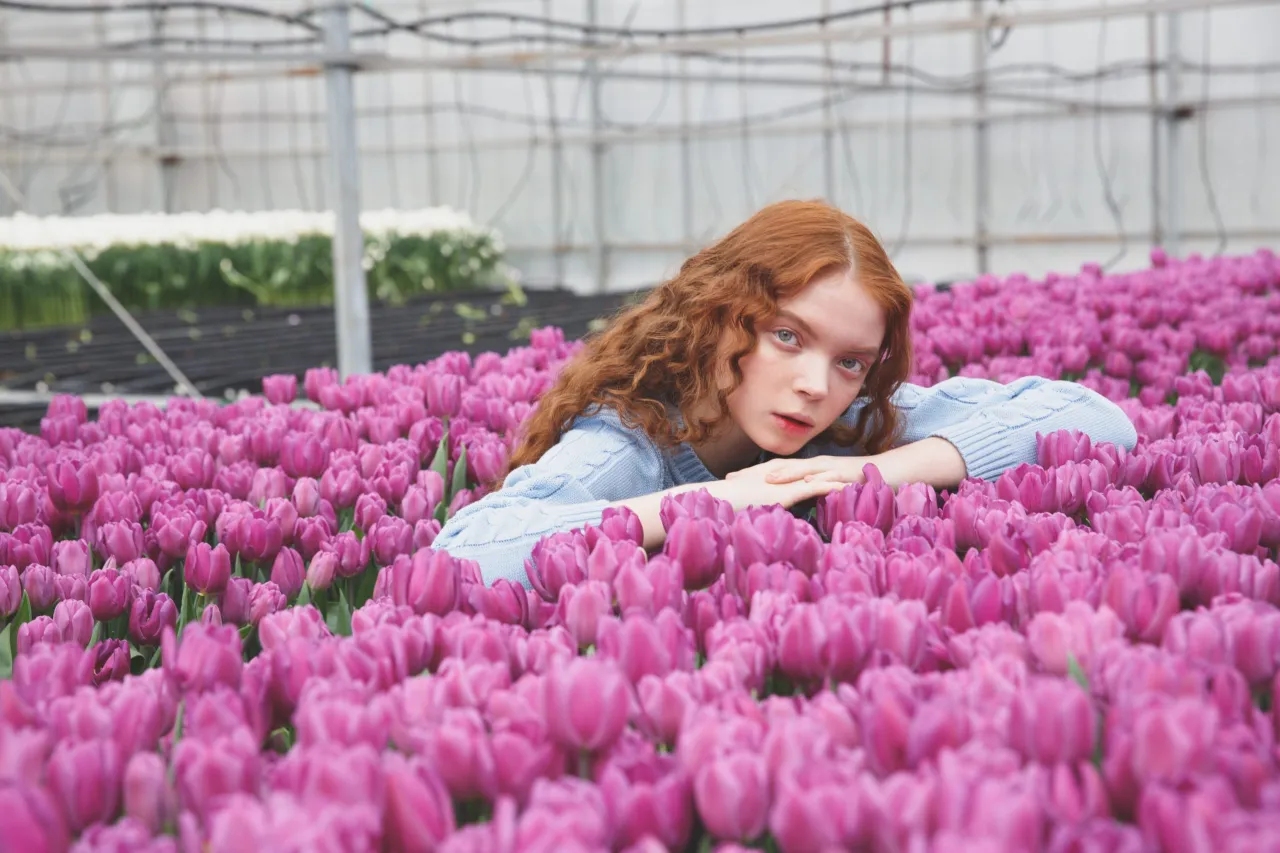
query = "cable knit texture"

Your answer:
(433, 375), (1139, 587)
